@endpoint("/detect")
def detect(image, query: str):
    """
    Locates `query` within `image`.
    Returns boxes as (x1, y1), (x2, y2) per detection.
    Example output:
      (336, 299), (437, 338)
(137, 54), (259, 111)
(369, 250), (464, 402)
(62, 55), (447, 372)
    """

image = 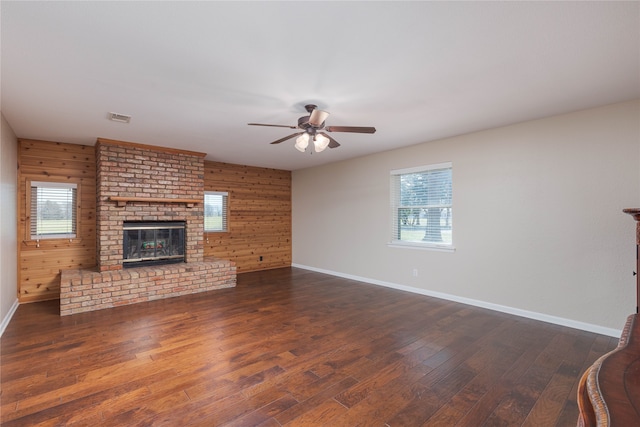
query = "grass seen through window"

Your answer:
(204, 216), (223, 231)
